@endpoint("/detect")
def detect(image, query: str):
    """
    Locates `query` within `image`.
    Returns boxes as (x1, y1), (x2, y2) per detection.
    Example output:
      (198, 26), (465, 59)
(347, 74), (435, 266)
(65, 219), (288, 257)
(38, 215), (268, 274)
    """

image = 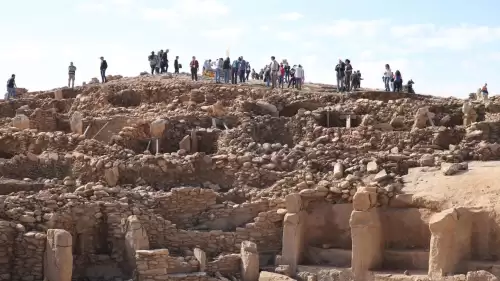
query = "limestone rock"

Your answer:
(44, 229), (73, 281)
(466, 270), (499, 281)
(333, 162), (344, 179)
(104, 166), (119, 186)
(12, 114), (30, 130)
(150, 119), (166, 138)
(69, 111), (83, 134)
(241, 241), (259, 281)
(259, 271), (296, 281)
(179, 135), (191, 152)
